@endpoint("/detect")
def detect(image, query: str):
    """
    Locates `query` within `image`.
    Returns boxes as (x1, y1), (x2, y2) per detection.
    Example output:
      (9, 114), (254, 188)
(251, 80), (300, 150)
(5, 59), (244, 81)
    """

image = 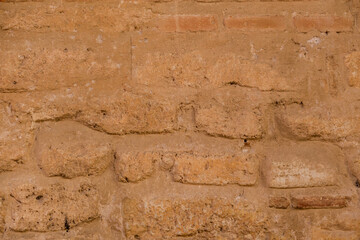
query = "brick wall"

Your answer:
(0, 0), (360, 239)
